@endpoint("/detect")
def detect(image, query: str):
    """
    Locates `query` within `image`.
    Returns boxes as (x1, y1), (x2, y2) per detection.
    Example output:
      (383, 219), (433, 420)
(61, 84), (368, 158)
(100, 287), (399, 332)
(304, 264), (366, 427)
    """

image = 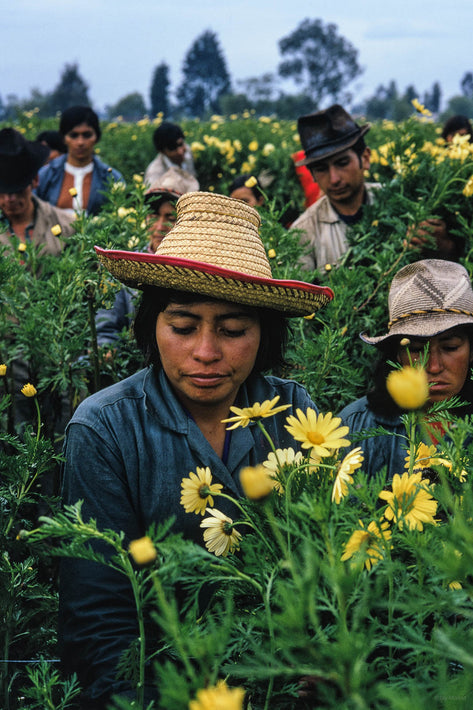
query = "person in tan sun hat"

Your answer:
(60, 191), (333, 708)
(340, 259), (473, 480)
